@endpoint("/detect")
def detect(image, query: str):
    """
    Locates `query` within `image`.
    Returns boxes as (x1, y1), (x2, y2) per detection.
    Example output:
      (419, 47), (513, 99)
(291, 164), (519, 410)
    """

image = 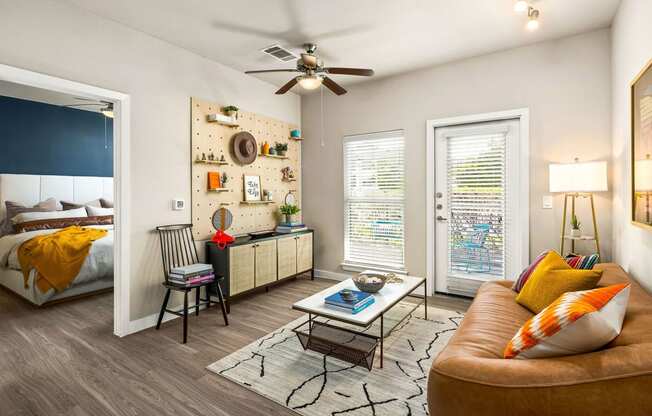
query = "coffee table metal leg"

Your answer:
(379, 314), (384, 368)
(424, 280), (428, 320)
